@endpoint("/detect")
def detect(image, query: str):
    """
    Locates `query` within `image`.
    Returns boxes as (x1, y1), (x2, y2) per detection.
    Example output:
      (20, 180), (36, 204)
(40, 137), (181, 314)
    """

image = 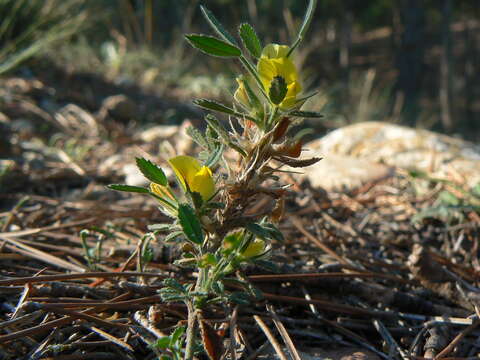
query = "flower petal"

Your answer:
(190, 166), (216, 201)
(257, 44), (301, 110)
(258, 57), (277, 88)
(149, 183), (177, 214)
(234, 77), (249, 107)
(262, 44), (290, 59)
(168, 155), (202, 192)
(242, 238), (266, 258)
(150, 182), (174, 200)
